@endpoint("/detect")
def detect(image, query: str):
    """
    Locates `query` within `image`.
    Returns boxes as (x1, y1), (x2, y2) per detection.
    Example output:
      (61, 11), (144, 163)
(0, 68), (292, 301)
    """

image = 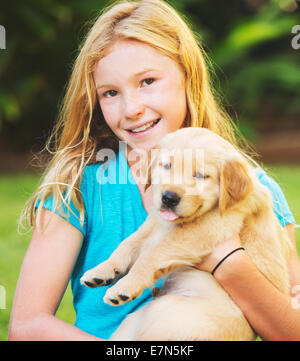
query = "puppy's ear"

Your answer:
(219, 158), (253, 215)
(144, 145), (160, 192)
